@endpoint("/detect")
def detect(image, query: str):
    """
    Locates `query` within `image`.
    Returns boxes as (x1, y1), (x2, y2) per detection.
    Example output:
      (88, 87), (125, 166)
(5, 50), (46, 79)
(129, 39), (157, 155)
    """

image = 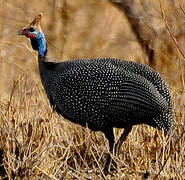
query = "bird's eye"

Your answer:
(29, 27), (35, 32)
